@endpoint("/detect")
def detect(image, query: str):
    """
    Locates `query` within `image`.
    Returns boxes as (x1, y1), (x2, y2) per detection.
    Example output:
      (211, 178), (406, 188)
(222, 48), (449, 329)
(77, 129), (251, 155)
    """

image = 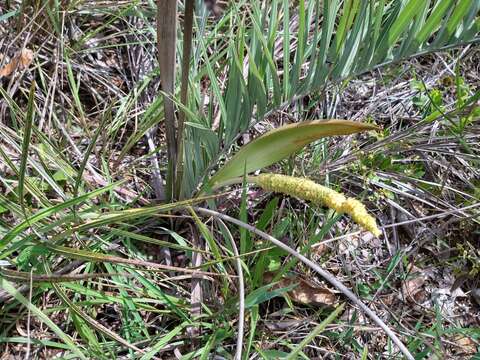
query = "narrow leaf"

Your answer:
(18, 81), (36, 212)
(0, 182), (121, 250)
(286, 303), (345, 360)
